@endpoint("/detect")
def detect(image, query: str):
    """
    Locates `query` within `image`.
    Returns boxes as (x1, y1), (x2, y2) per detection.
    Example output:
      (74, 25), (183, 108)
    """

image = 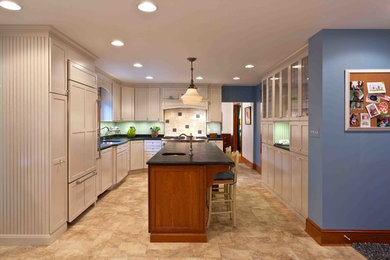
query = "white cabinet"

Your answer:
(135, 88), (148, 121)
(148, 88), (160, 121)
(144, 140), (162, 168)
(68, 172), (97, 222)
(291, 153), (308, 217)
(50, 94), (67, 233)
(121, 87), (135, 121)
(209, 140), (223, 150)
(208, 85), (222, 122)
(130, 140), (144, 170)
(267, 146), (275, 189)
(113, 82), (121, 121)
(290, 121), (308, 156)
(97, 147), (113, 195)
(281, 151), (292, 203)
(261, 122), (274, 145)
(274, 149), (282, 196)
(50, 40), (67, 95)
(261, 144), (268, 185)
(115, 143), (129, 184)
